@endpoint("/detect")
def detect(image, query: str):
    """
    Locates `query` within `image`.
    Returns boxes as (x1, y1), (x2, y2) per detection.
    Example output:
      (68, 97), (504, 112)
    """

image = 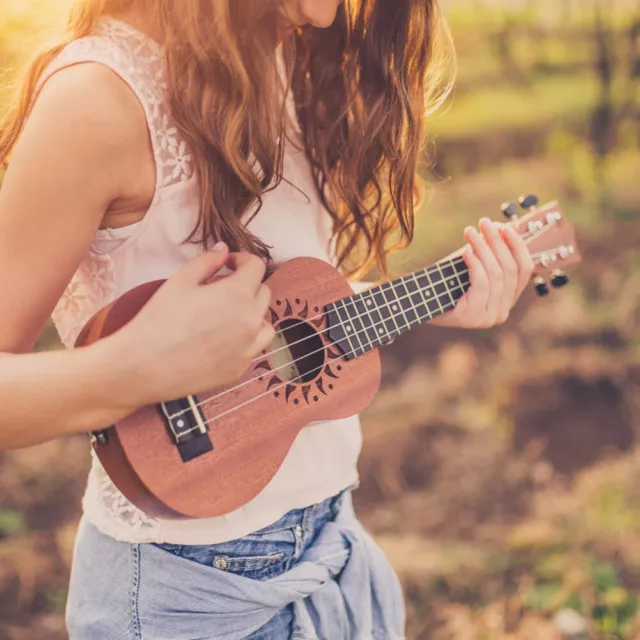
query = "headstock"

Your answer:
(502, 195), (582, 297)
